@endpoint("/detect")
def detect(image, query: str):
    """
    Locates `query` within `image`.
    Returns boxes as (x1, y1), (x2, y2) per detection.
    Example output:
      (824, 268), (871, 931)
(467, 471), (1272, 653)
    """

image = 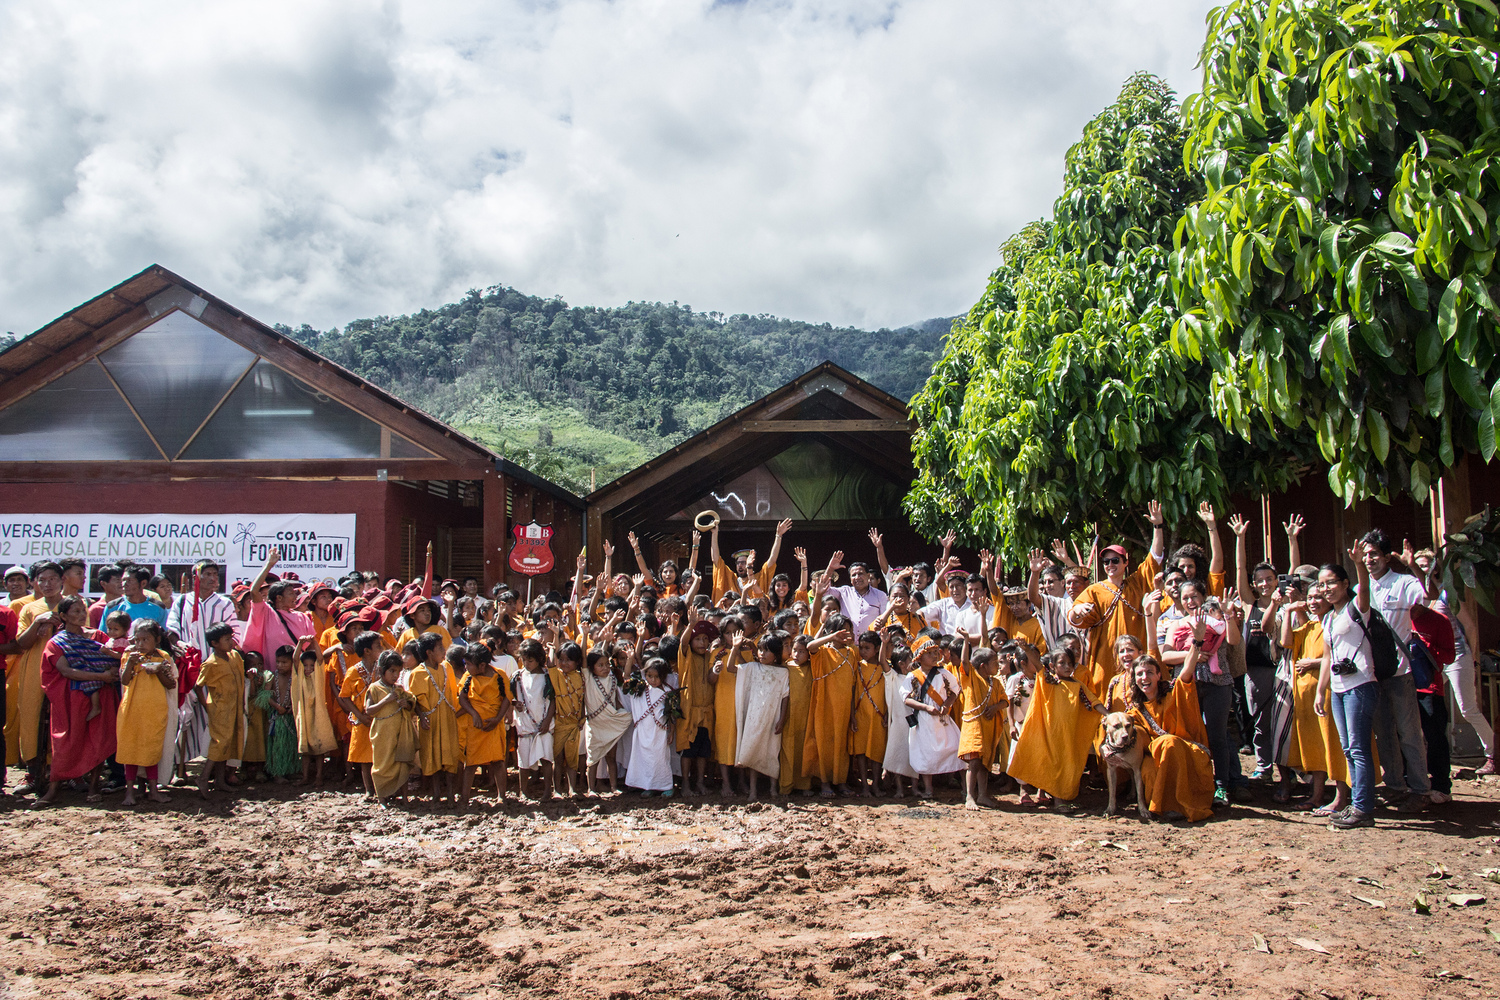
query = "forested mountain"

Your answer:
(277, 286), (949, 493)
